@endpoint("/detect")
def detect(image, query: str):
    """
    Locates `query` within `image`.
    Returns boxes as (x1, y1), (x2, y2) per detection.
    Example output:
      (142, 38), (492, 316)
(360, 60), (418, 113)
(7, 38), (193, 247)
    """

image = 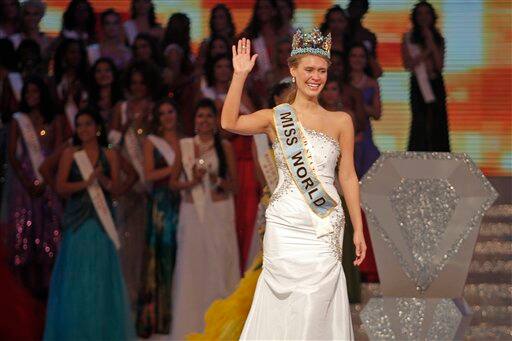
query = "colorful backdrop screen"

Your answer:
(42, 0), (512, 176)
